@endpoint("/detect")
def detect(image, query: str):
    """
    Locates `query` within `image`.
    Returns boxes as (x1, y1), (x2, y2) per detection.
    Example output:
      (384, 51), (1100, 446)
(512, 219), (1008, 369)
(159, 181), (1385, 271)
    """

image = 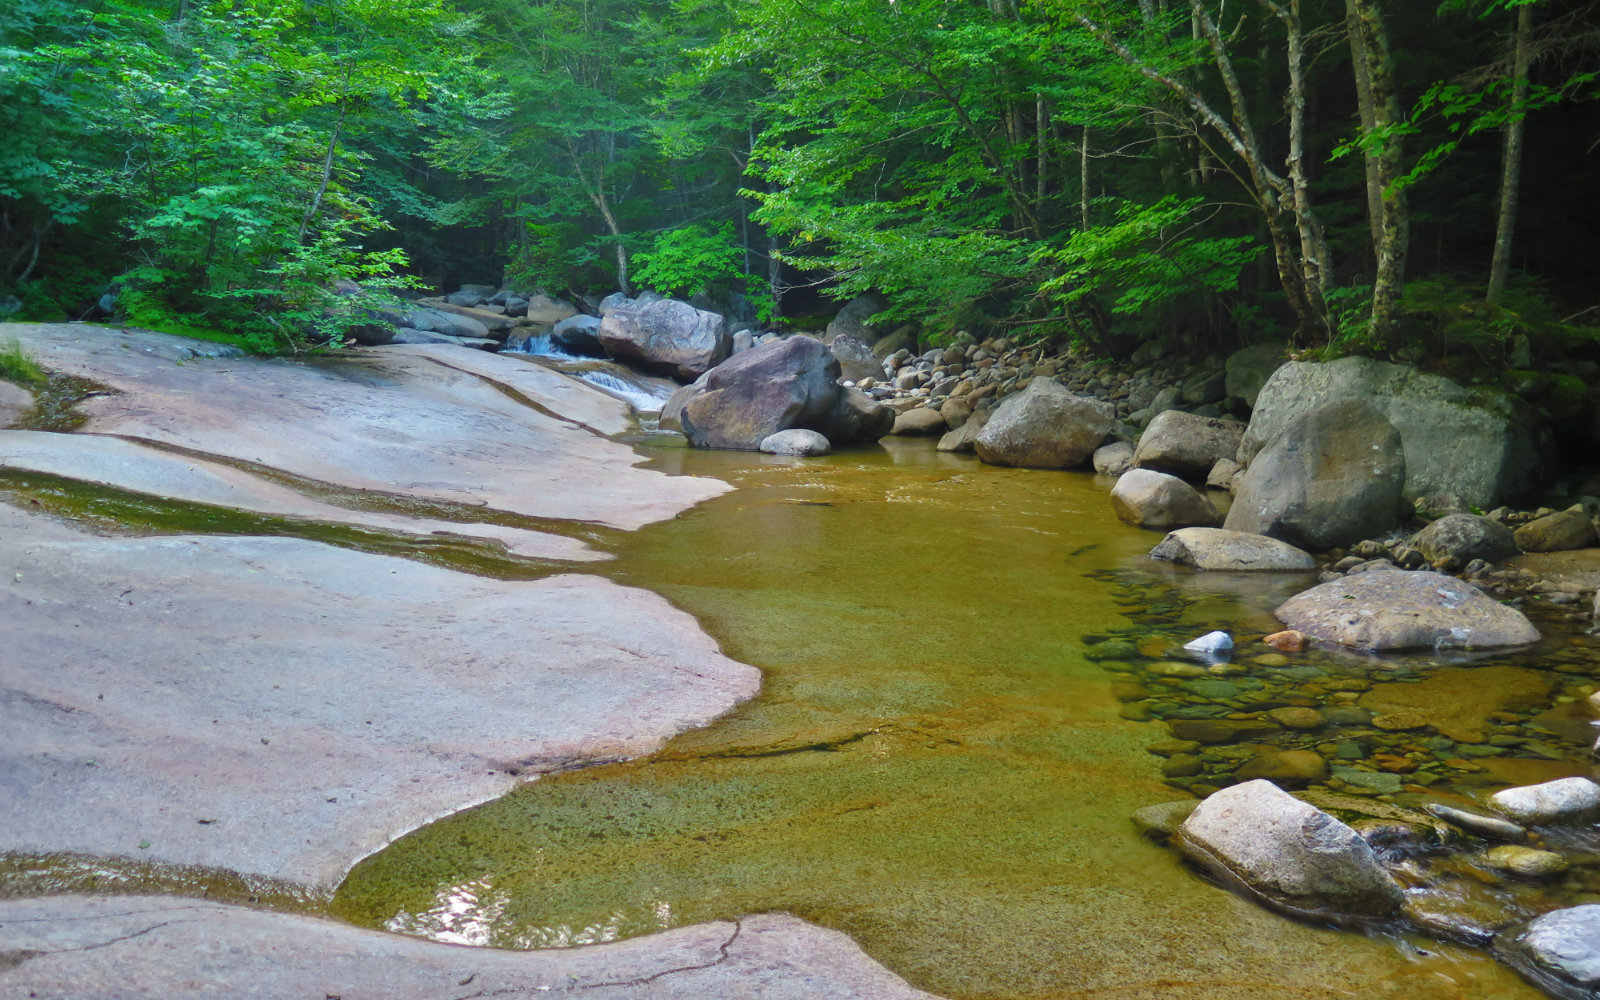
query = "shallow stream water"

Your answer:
(330, 437), (1554, 1000)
